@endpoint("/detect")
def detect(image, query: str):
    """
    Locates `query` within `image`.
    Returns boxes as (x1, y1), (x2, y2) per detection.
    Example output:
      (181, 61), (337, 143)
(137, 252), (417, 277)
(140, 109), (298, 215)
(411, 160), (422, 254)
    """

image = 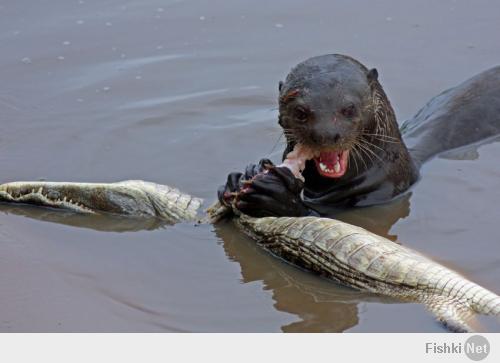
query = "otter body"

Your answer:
(219, 55), (500, 217)
(403, 65), (500, 164)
